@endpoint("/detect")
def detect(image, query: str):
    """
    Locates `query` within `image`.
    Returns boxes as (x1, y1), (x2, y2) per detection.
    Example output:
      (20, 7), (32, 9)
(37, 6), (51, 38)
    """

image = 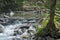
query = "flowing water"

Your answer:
(0, 19), (36, 40)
